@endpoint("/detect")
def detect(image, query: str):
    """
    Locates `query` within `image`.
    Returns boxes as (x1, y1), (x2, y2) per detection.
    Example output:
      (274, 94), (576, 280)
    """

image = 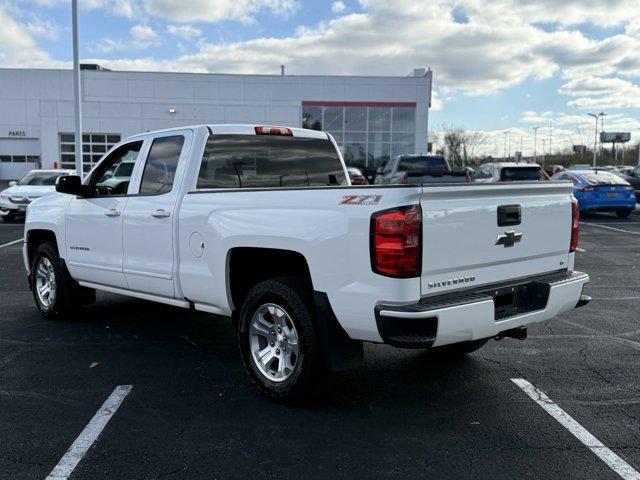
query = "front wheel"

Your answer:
(31, 242), (95, 318)
(238, 277), (321, 401)
(616, 209), (632, 219)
